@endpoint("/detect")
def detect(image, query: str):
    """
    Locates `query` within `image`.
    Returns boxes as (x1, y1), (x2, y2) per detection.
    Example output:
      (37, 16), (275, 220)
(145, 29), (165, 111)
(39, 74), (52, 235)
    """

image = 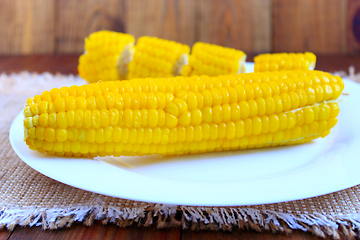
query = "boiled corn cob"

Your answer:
(78, 31), (135, 82)
(24, 70), (343, 158)
(254, 52), (316, 72)
(126, 36), (190, 79)
(181, 42), (247, 77)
